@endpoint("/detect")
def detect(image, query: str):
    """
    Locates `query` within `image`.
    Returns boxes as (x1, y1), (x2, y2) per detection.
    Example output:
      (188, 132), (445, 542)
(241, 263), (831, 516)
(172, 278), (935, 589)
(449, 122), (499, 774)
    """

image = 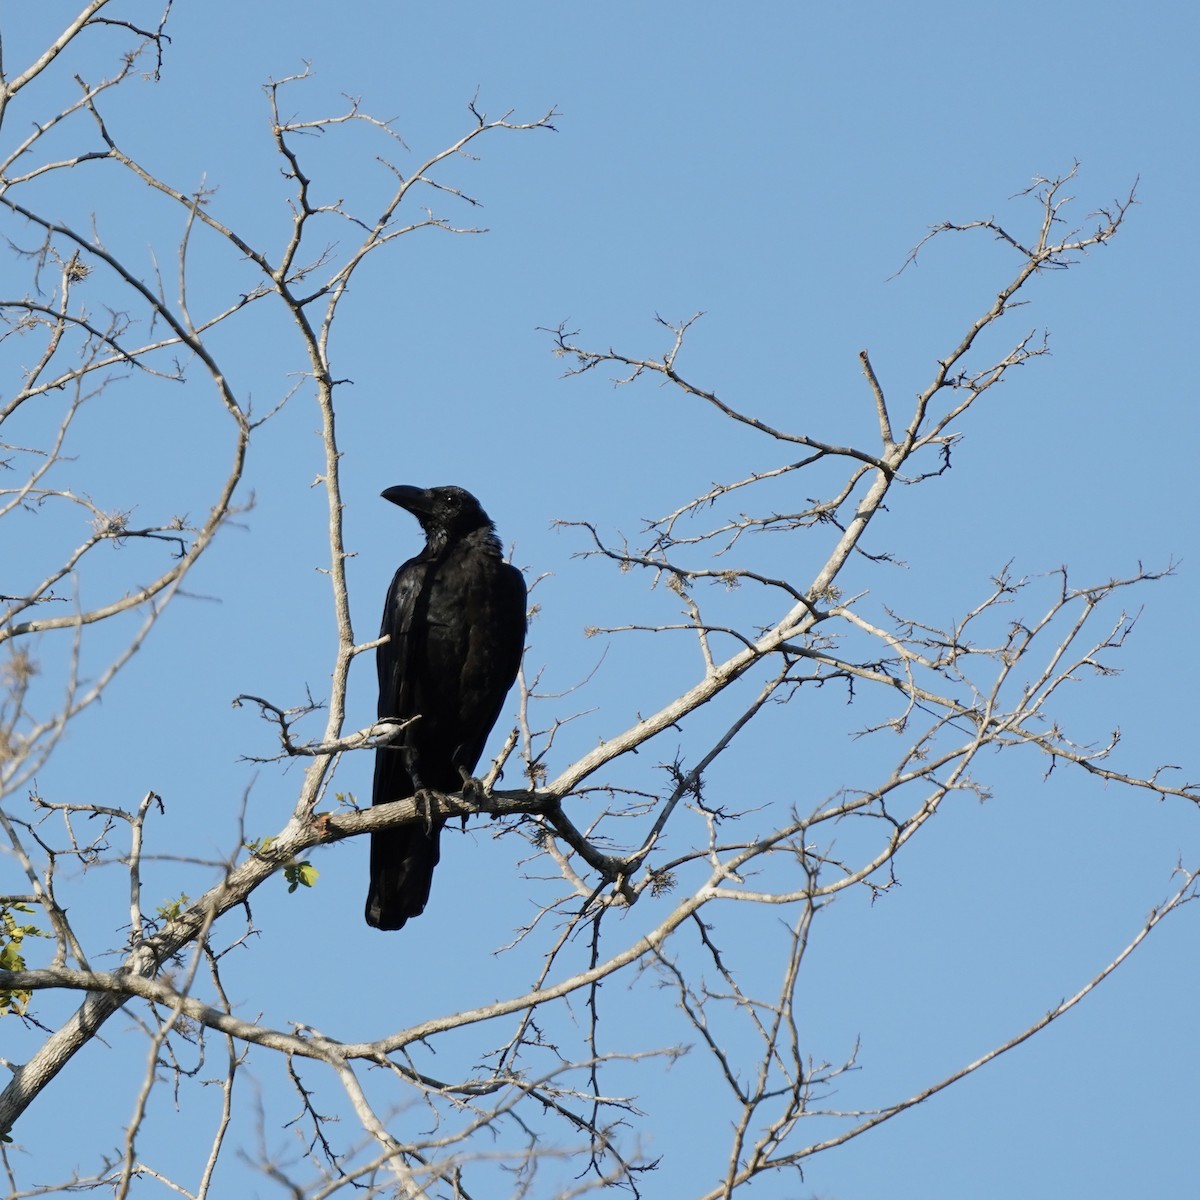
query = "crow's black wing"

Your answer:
(366, 556), (441, 930)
